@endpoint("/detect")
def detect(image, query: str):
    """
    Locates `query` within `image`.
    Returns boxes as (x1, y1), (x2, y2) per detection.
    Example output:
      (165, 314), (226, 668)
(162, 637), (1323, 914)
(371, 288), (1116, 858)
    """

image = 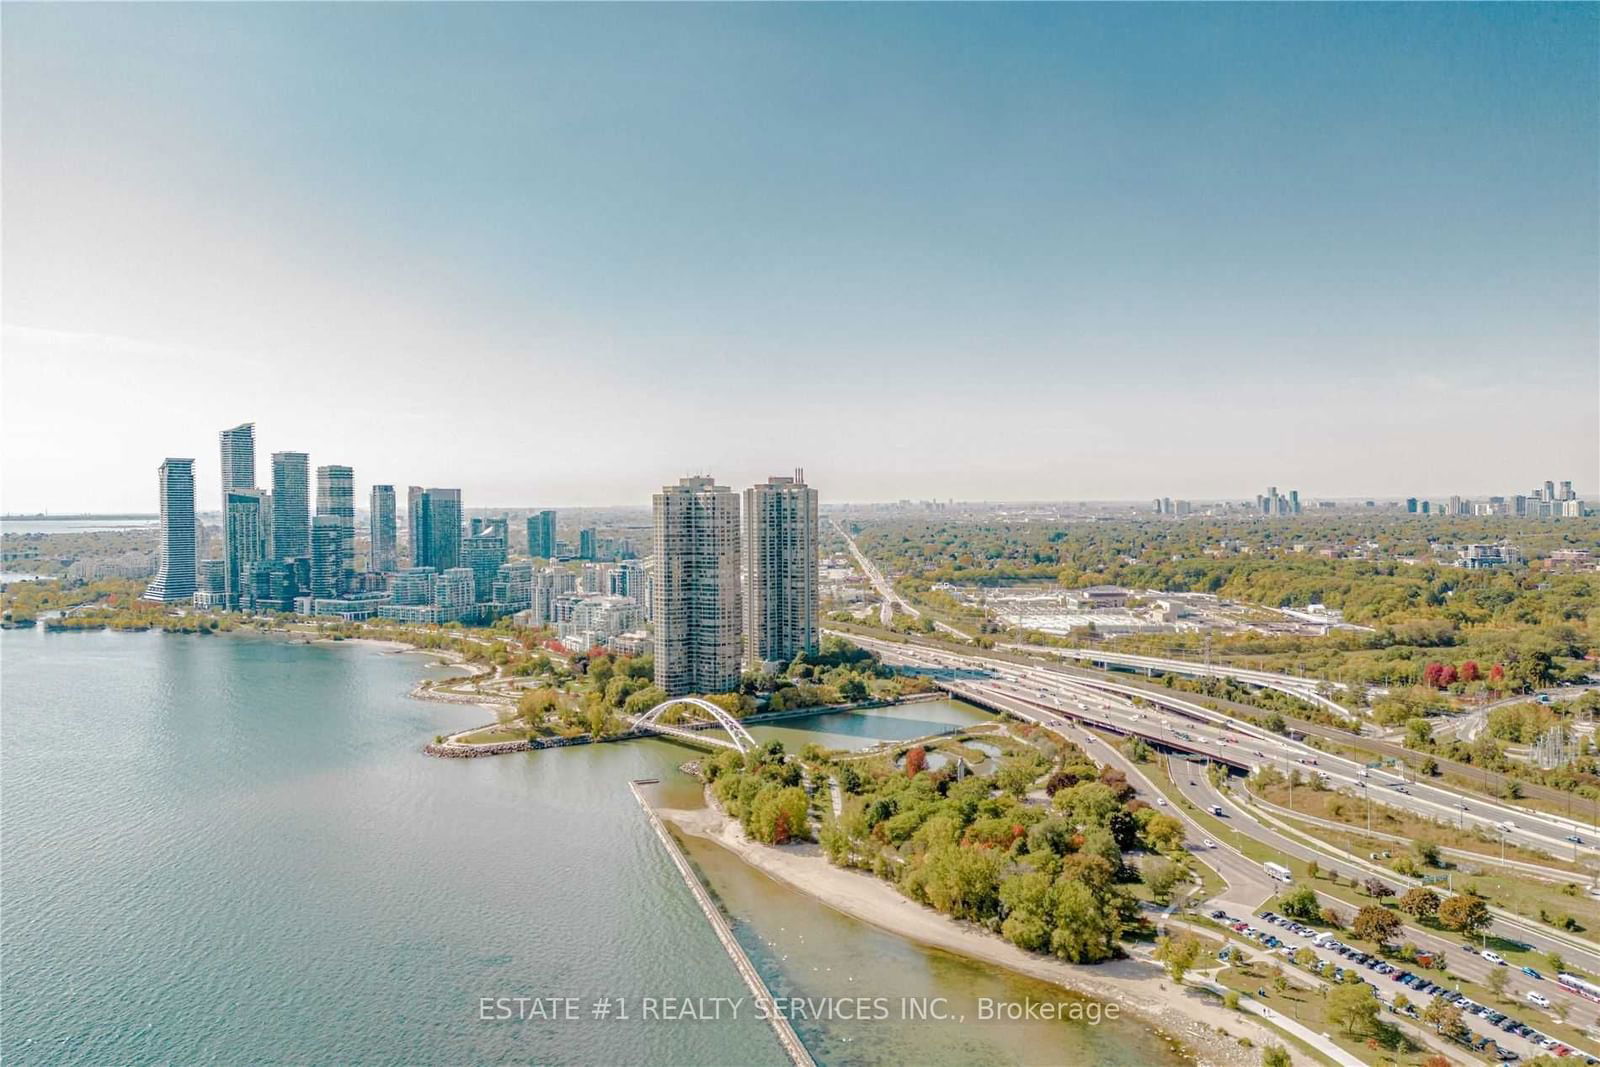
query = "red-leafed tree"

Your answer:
(905, 745), (927, 777)
(1423, 662), (1446, 688)
(1439, 665), (1458, 687)
(1460, 661), (1480, 683)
